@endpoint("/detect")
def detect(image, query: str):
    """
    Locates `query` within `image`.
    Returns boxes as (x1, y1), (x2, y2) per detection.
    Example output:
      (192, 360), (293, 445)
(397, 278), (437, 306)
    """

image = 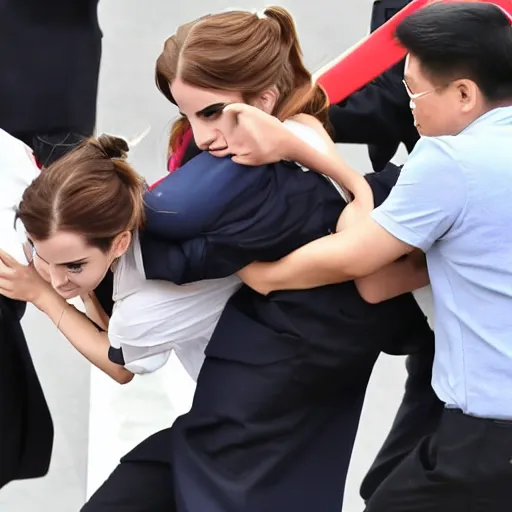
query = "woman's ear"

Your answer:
(251, 86), (279, 114)
(111, 231), (132, 259)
